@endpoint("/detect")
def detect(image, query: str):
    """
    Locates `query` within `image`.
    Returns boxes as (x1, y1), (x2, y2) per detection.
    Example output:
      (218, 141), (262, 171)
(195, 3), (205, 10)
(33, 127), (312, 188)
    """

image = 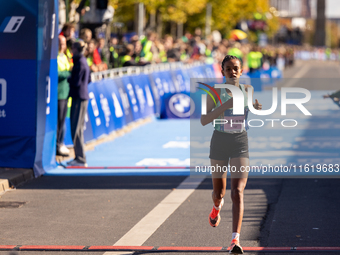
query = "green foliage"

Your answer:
(72, 0), (279, 38)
